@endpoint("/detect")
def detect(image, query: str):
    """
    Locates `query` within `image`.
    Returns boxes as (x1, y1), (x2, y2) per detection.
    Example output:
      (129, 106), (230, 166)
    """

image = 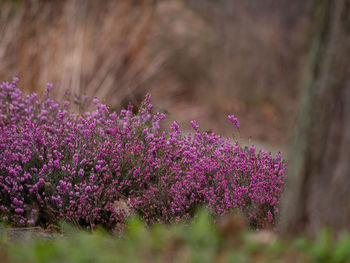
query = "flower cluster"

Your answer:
(228, 114), (240, 128)
(0, 78), (286, 229)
